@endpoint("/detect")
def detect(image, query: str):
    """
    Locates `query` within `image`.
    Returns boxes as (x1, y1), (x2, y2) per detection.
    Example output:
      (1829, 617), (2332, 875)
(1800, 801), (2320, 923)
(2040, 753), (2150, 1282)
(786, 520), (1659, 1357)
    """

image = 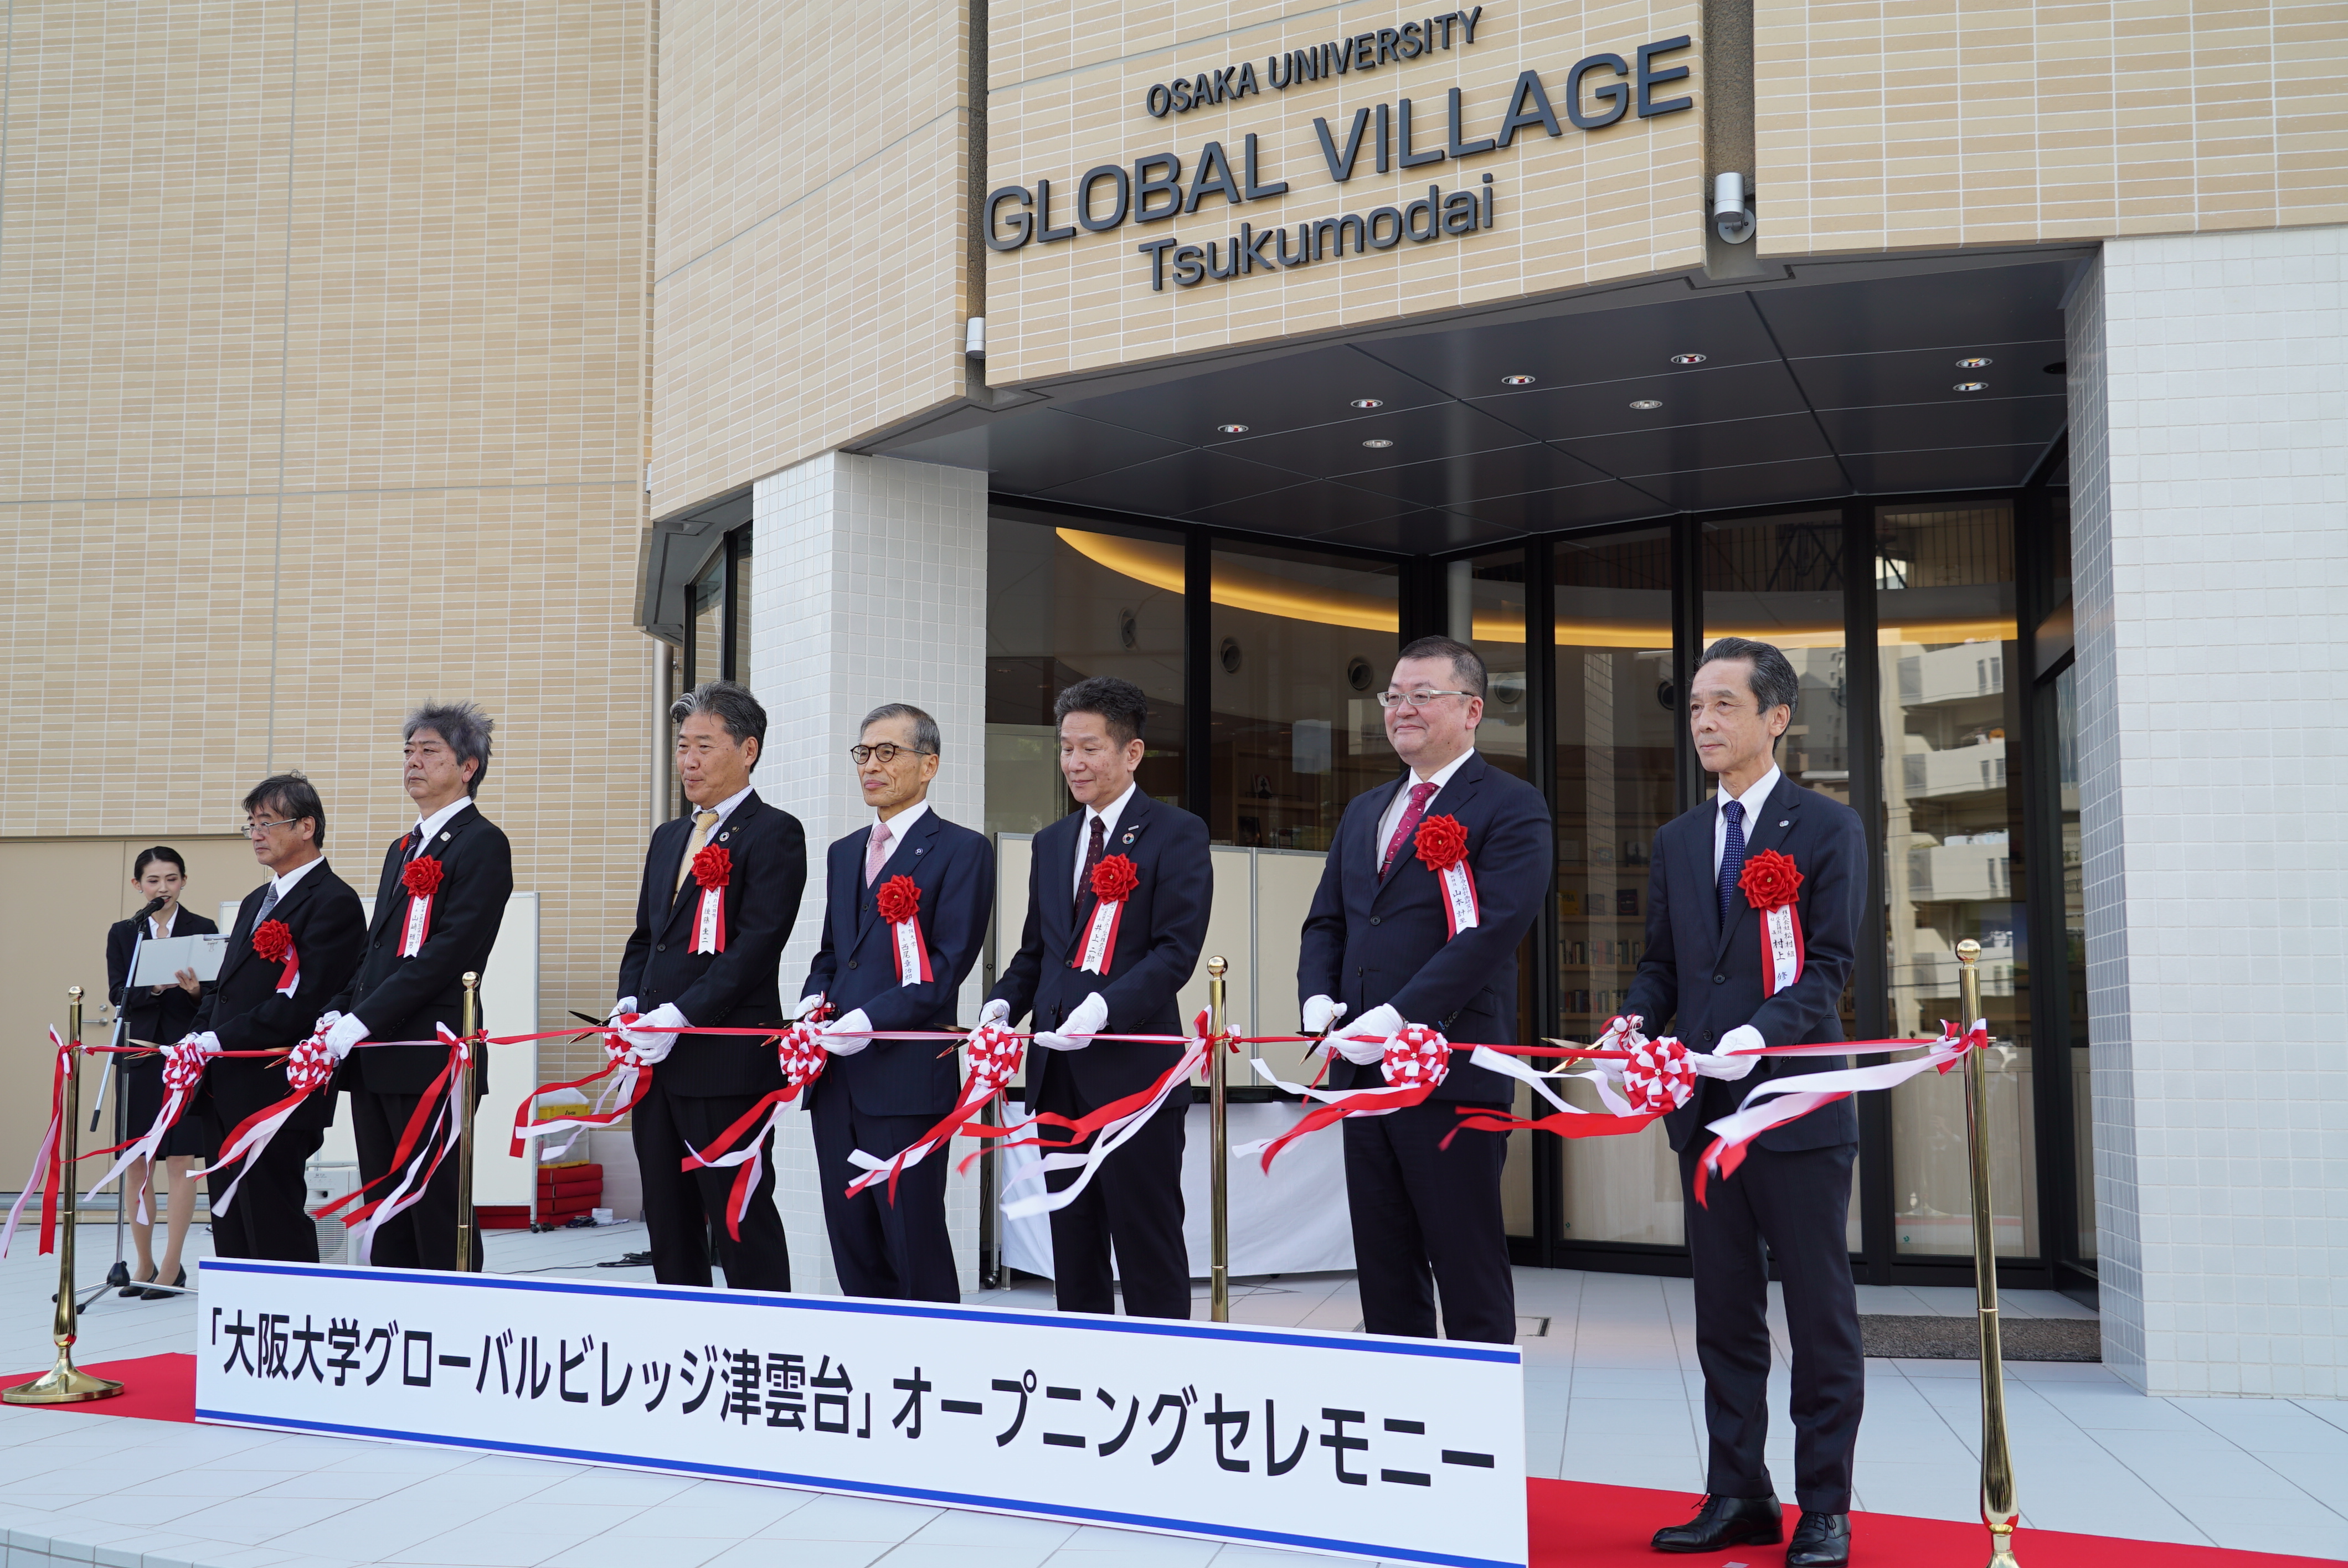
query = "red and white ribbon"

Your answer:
(1413, 816), (1480, 937)
(399, 856), (444, 957)
(0, 1030), (71, 1258)
(997, 1011), (1211, 1216)
(1073, 854), (1139, 975)
(845, 1022), (1024, 1201)
(252, 919), (300, 996)
(689, 844), (730, 955)
(204, 1031), (341, 1220)
(82, 1039), (213, 1221)
(1738, 850), (1805, 995)
(1238, 1023), (1455, 1171)
(317, 1025), (469, 1261)
(876, 875), (933, 987)
(511, 1022), (654, 1162)
(679, 1024), (825, 1239)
